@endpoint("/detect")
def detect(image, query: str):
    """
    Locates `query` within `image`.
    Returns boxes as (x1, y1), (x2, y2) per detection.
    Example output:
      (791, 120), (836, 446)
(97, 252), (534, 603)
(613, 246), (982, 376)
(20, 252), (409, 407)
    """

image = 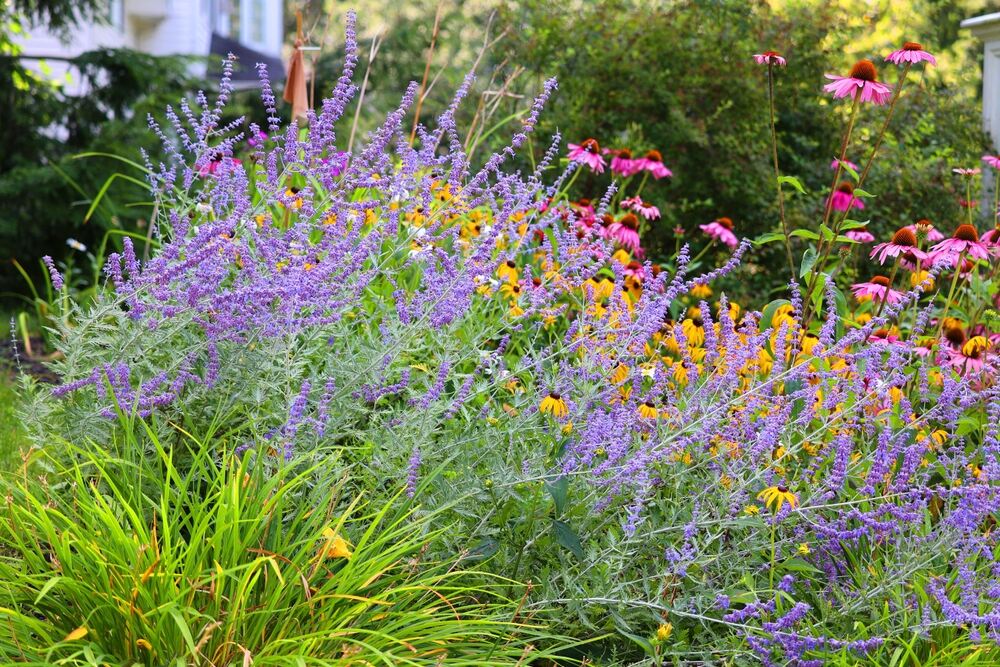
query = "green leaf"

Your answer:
(754, 231), (787, 245)
(818, 224), (835, 241)
(465, 536), (500, 560)
(33, 576), (63, 605)
(789, 229), (820, 241)
(799, 248), (818, 279)
(777, 175), (807, 195)
(781, 557), (823, 574)
(552, 520), (584, 560)
(834, 159), (860, 181)
(760, 299), (792, 331)
(840, 219), (870, 231)
(835, 235), (859, 244)
(852, 188), (876, 198)
(545, 476), (569, 515)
